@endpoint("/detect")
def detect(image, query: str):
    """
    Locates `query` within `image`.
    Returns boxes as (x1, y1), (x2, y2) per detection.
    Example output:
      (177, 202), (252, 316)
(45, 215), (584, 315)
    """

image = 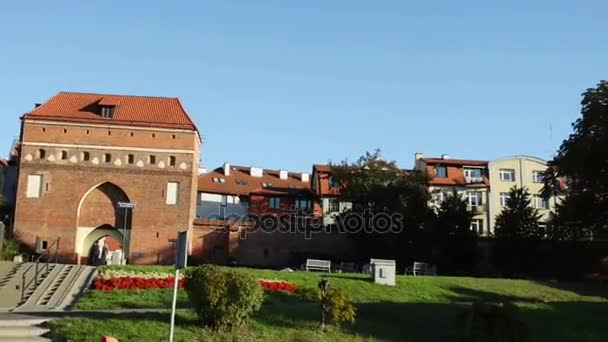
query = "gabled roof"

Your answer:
(198, 164), (311, 197)
(24, 92), (198, 131)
